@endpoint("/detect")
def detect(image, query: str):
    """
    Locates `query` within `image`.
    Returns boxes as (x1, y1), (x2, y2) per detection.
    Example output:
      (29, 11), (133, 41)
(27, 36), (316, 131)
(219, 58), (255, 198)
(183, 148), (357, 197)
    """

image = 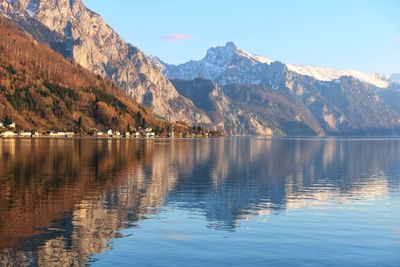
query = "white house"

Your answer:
(0, 131), (16, 137)
(8, 122), (16, 129)
(144, 128), (155, 138)
(19, 131), (32, 137)
(107, 129), (113, 137)
(64, 132), (75, 138)
(49, 132), (75, 138)
(0, 122), (4, 128)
